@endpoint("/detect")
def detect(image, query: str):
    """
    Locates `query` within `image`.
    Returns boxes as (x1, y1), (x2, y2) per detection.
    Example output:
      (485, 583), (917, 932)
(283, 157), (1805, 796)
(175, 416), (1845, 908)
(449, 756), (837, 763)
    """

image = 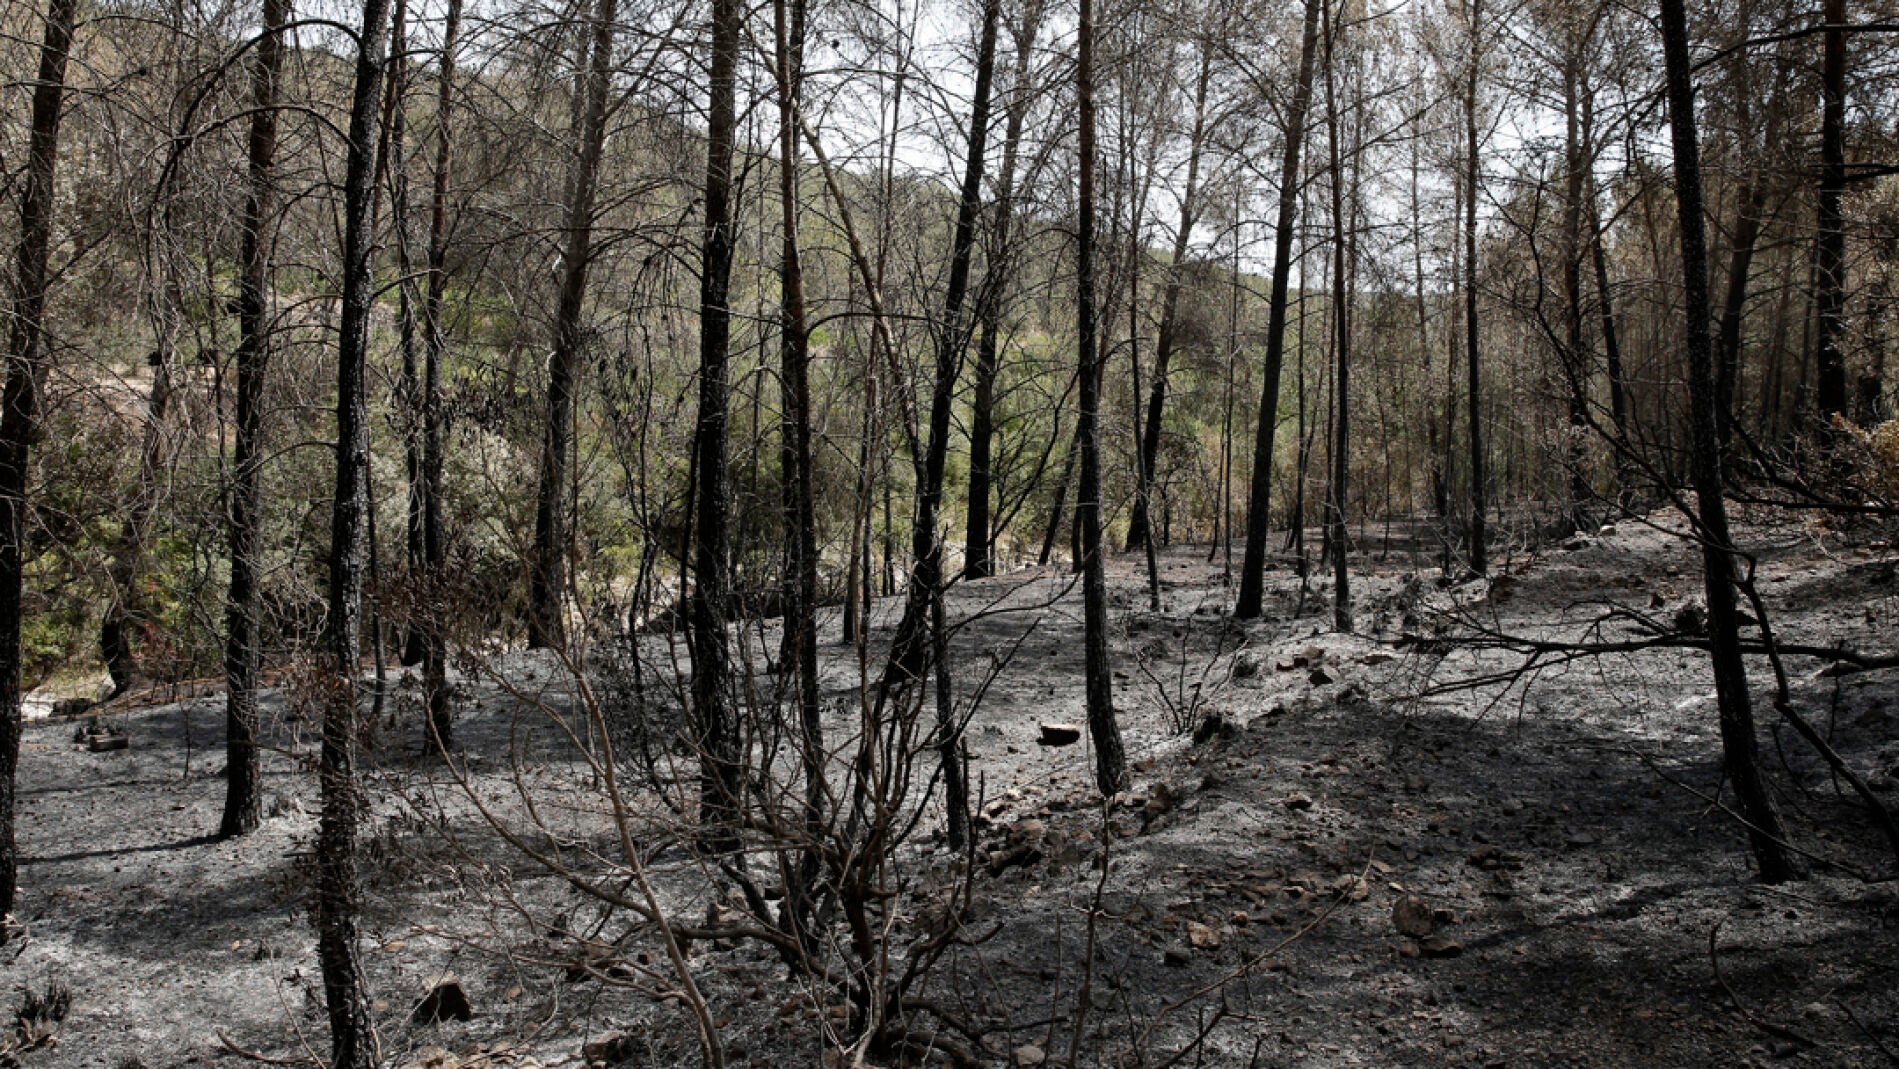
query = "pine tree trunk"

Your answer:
(530, 0), (619, 649)
(693, 0), (742, 849)
(1560, 49), (1591, 536)
(0, 0), (77, 924)
(772, 0), (825, 924)
(317, 0), (393, 1058)
(1463, 0), (1487, 576)
(1076, 0), (1126, 797)
(1127, 50), (1212, 556)
(419, 0), (460, 749)
(1813, 0), (1849, 419)
(1658, 0), (1802, 884)
(1236, 0), (1322, 619)
(1322, 0), (1353, 634)
(221, 0), (287, 840)
(964, 3), (1041, 582)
